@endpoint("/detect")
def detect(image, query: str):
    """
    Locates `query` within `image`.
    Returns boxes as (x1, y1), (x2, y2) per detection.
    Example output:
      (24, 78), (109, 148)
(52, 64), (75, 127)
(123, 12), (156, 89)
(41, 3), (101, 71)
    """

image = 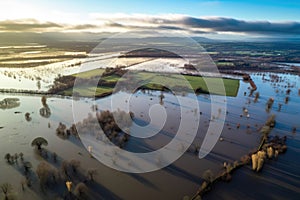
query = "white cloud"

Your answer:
(0, 12), (299, 38)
